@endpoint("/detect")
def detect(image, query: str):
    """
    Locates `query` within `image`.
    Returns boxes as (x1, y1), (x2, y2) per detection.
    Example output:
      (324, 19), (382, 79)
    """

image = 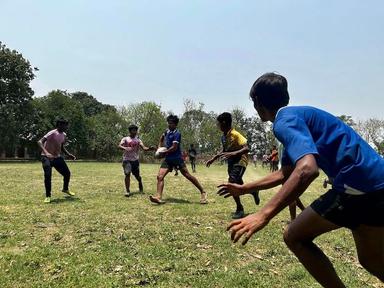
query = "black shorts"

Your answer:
(122, 160), (140, 176)
(310, 188), (384, 229)
(228, 164), (246, 184)
(160, 158), (186, 171)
